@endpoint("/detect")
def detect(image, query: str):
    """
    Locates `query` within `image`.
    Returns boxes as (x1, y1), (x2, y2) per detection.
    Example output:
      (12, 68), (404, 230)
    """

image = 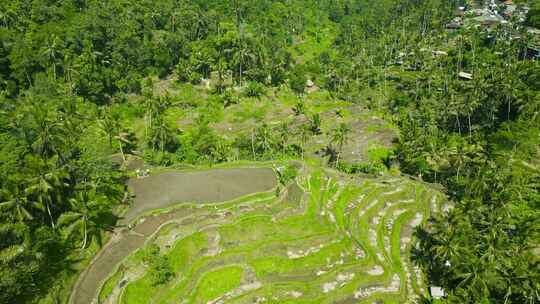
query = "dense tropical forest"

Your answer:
(0, 0), (539, 303)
